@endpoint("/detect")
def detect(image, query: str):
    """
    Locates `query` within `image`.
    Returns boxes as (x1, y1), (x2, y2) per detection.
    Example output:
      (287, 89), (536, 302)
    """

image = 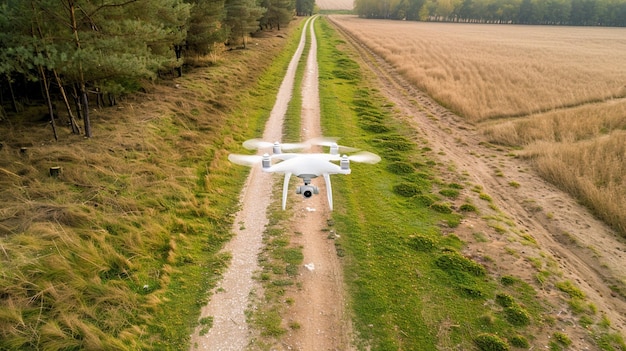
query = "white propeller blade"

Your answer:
(306, 137), (360, 154)
(242, 139), (308, 151)
(228, 154), (263, 166)
(346, 151), (381, 164)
